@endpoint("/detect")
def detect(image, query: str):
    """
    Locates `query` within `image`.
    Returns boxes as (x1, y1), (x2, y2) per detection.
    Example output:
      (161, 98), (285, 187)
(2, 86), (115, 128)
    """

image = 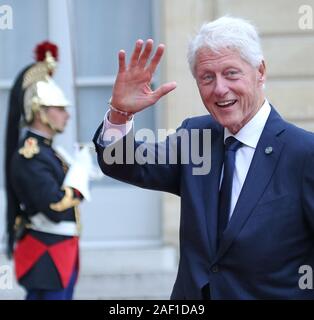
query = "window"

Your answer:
(72, 0), (155, 144)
